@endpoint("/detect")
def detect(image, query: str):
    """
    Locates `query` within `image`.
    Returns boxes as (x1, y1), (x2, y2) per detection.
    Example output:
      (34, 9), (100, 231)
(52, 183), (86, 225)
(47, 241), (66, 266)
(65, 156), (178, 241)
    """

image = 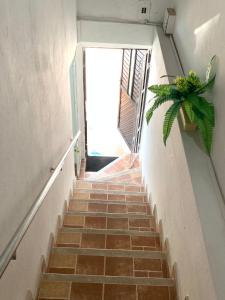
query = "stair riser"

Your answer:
(39, 280), (176, 300)
(56, 231), (160, 251)
(70, 199), (149, 205)
(72, 192), (148, 203)
(63, 214), (156, 232)
(74, 189), (146, 197)
(65, 211), (152, 219)
(60, 227), (159, 237)
(68, 200), (152, 215)
(75, 181), (145, 192)
(48, 253), (168, 278)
